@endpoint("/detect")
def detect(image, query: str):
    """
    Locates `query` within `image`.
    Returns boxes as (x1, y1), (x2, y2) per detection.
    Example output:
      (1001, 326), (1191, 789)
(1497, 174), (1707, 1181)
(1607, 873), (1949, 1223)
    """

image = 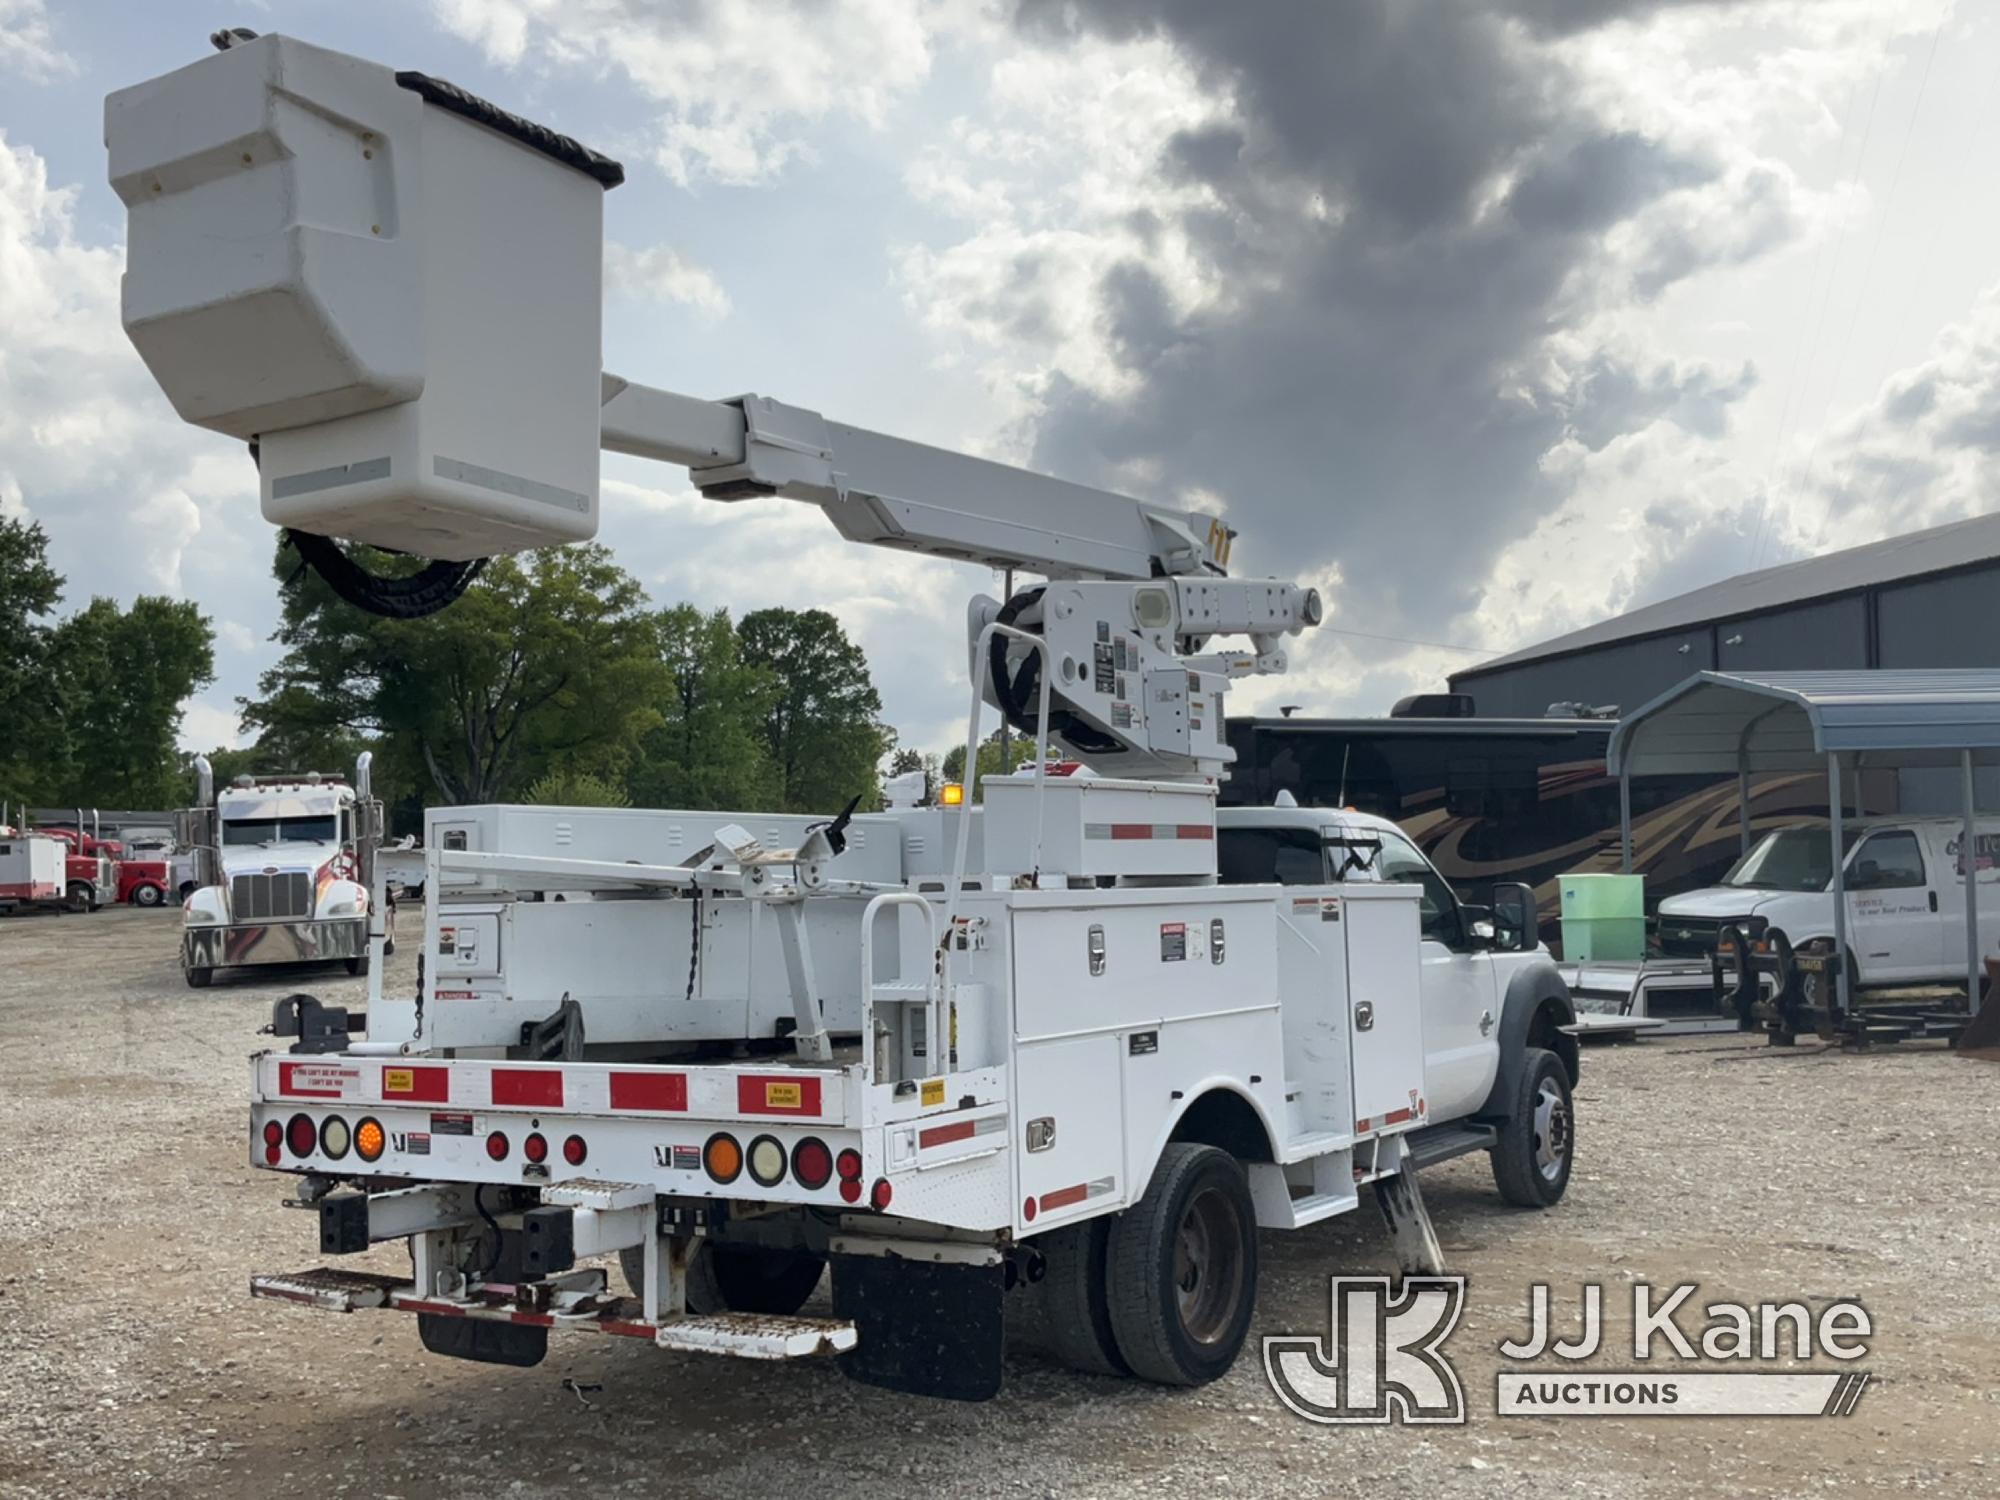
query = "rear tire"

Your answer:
(1034, 1217), (1128, 1376)
(185, 966), (213, 989)
(345, 955), (369, 977)
(1491, 1047), (1573, 1208)
(1104, 1143), (1258, 1386)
